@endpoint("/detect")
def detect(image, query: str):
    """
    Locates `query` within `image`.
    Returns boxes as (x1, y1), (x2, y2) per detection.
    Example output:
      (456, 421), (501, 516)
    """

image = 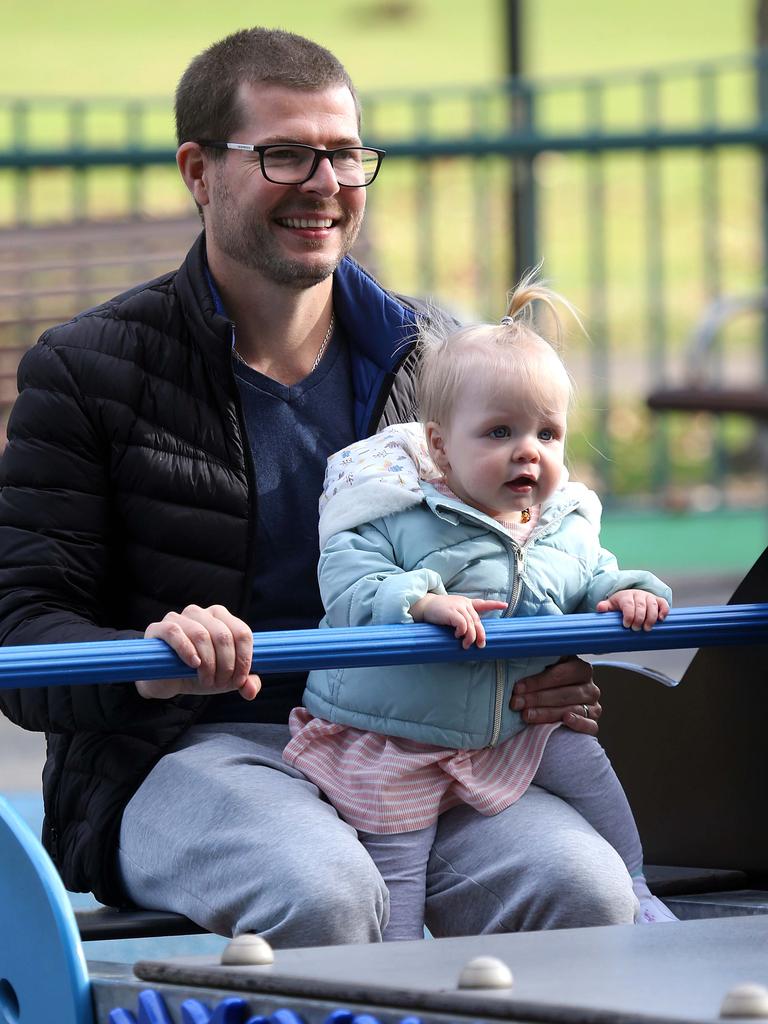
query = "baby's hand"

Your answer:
(410, 594), (508, 649)
(595, 590), (670, 631)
